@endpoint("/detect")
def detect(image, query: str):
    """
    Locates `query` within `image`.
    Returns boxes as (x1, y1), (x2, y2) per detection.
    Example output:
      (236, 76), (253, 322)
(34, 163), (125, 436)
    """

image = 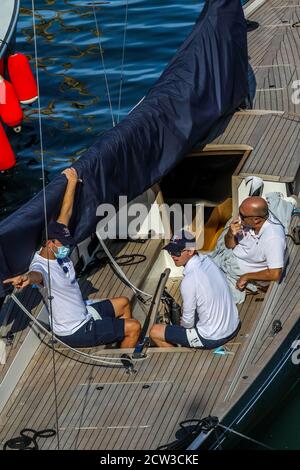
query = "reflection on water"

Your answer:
(59, 75), (89, 95)
(1, 0), (201, 219)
